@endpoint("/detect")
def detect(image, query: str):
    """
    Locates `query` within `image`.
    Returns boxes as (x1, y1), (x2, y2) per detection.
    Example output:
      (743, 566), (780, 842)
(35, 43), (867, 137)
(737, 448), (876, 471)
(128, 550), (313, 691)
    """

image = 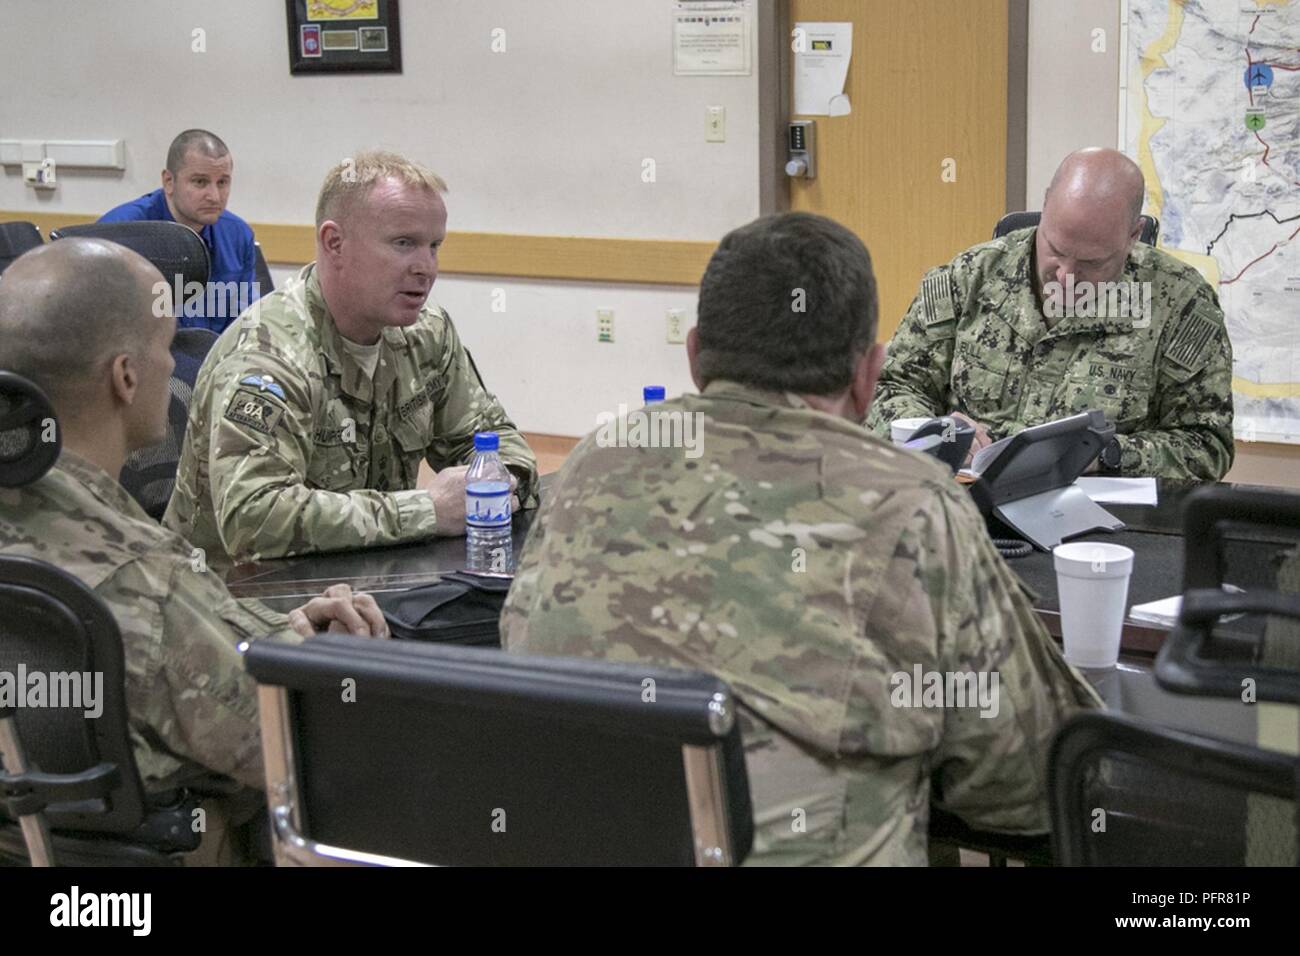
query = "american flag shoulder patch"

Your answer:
(920, 270), (956, 327)
(1164, 305), (1219, 372)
